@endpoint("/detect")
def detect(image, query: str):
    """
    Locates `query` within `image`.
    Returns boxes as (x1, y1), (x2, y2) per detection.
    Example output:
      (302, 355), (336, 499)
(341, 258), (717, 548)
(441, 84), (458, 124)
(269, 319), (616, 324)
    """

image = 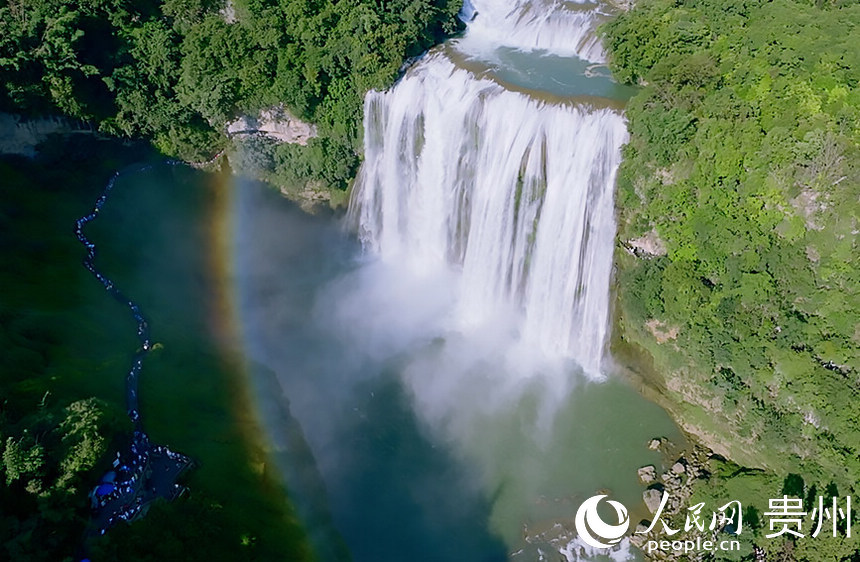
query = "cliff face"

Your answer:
(0, 113), (95, 157)
(604, 0), (860, 492)
(226, 106), (317, 146)
(603, 4), (859, 559)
